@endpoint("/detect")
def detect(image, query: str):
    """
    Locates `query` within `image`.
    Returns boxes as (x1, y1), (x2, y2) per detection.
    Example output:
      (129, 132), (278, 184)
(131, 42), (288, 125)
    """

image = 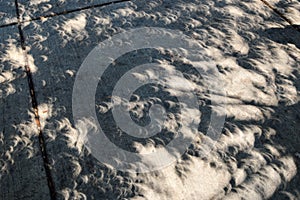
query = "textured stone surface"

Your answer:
(0, 0), (17, 26)
(21, 0), (300, 199)
(0, 26), (50, 199)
